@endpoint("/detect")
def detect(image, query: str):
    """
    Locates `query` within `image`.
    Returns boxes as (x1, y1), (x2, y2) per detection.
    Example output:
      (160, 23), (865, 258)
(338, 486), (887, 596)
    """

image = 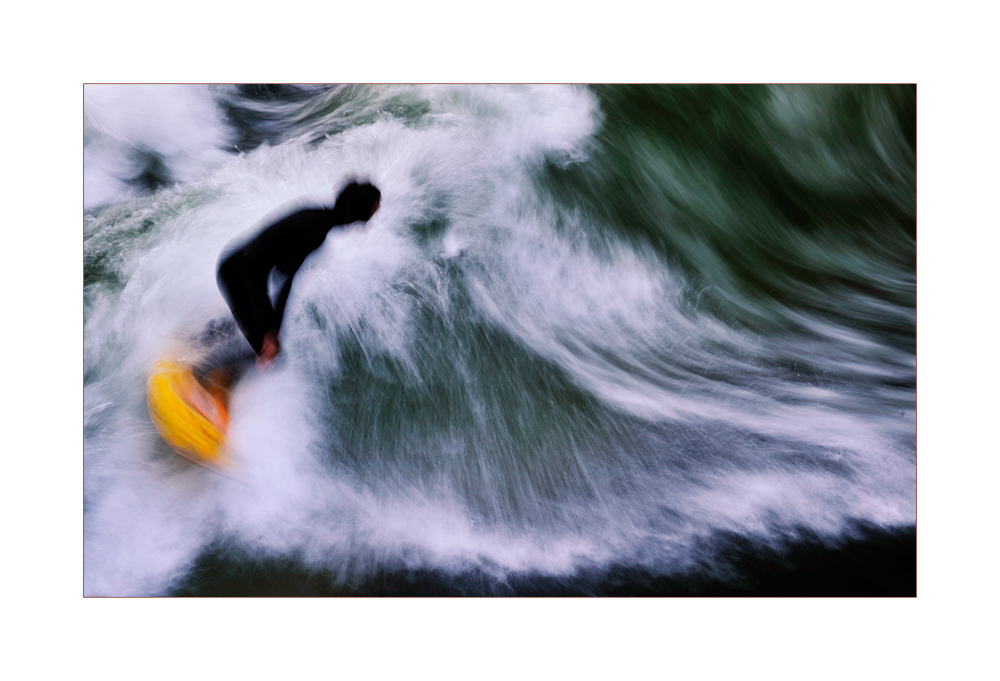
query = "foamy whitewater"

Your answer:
(83, 85), (916, 596)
